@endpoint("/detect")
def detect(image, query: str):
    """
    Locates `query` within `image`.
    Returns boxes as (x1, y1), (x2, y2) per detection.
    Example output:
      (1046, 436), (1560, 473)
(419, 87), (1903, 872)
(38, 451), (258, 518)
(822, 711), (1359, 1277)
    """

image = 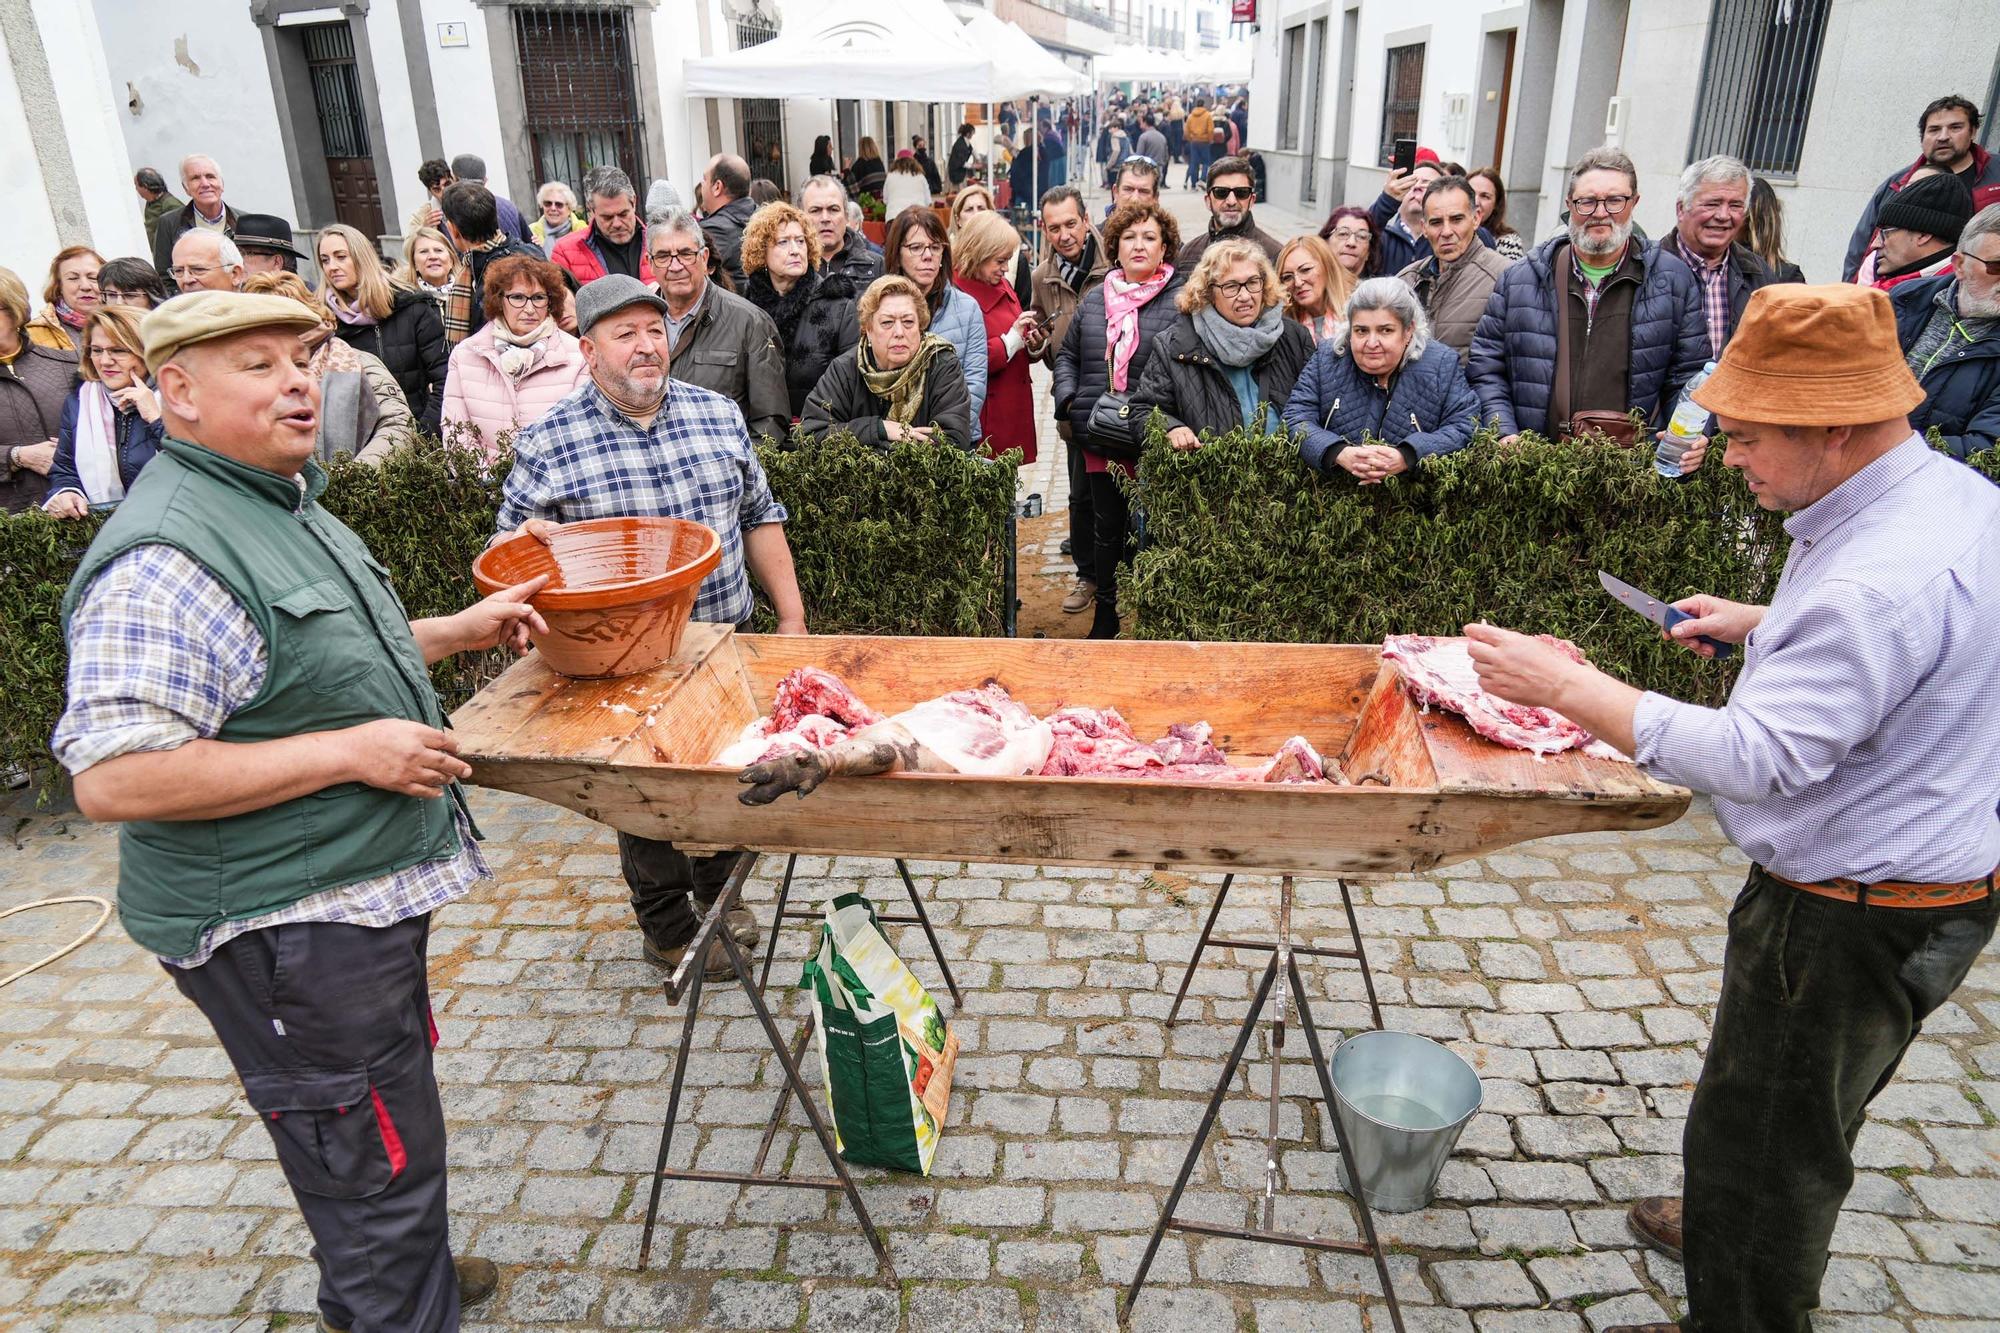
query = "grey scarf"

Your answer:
(1193, 303), (1284, 368)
